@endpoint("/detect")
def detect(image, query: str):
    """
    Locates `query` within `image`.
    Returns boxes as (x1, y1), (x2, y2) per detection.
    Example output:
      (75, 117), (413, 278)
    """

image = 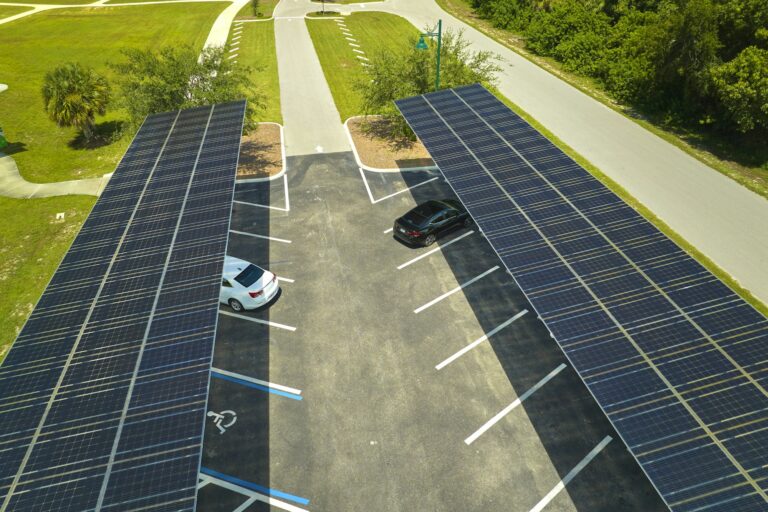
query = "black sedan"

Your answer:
(393, 199), (472, 246)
